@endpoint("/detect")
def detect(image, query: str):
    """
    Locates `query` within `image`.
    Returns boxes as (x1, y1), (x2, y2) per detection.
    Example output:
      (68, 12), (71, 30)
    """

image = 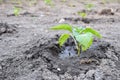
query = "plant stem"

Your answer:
(77, 44), (80, 56)
(77, 44), (82, 56)
(71, 35), (78, 48)
(71, 35), (81, 56)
